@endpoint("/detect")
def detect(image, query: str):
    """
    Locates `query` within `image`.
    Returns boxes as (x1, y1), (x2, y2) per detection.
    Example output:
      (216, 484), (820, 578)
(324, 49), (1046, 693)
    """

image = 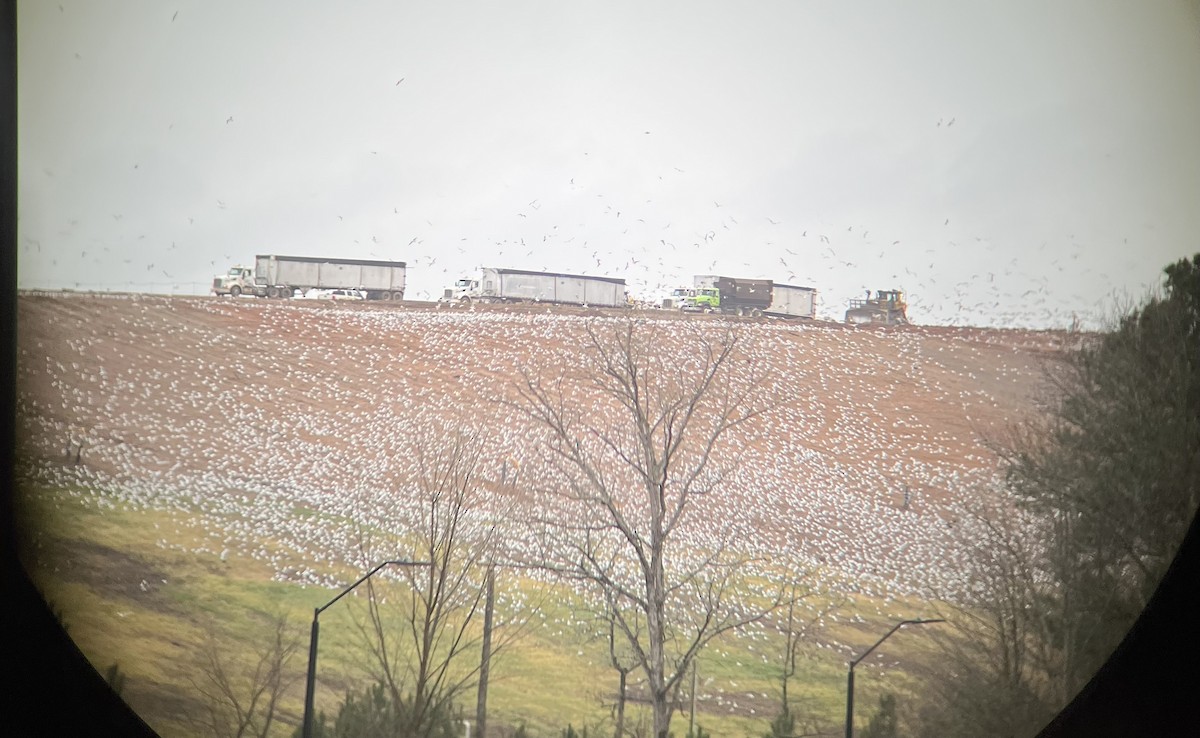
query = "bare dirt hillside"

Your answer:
(15, 293), (1073, 599)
